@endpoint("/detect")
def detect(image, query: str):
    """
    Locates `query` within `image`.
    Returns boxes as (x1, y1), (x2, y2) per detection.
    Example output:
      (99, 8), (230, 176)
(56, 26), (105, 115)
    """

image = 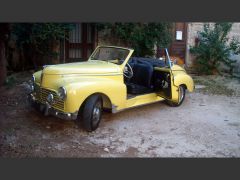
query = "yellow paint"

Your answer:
(33, 46), (194, 114)
(126, 93), (164, 109)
